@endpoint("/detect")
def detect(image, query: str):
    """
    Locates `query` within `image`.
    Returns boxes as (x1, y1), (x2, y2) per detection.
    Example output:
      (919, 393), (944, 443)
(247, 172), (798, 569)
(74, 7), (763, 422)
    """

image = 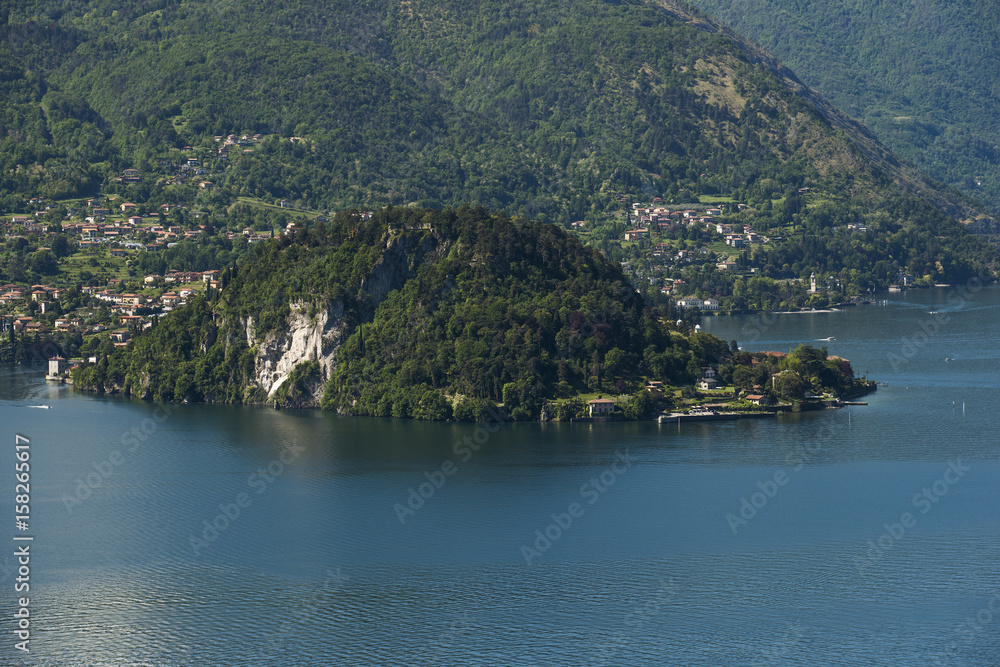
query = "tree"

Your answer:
(6, 254), (26, 281)
(731, 365), (756, 390)
(787, 344), (834, 390)
(413, 388), (451, 421)
(28, 250), (59, 276)
(556, 397), (584, 421)
(772, 371), (805, 400)
(453, 397), (495, 422)
(620, 389), (655, 420)
(51, 235), (70, 258)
